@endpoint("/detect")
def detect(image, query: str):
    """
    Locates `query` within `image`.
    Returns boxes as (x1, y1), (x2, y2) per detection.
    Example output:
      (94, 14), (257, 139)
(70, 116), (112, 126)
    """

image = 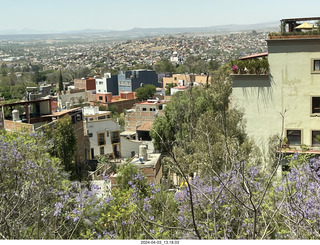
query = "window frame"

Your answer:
(311, 96), (320, 116)
(311, 59), (320, 74)
(312, 130), (320, 147)
(97, 132), (106, 146)
(111, 130), (120, 144)
(286, 129), (302, 146)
